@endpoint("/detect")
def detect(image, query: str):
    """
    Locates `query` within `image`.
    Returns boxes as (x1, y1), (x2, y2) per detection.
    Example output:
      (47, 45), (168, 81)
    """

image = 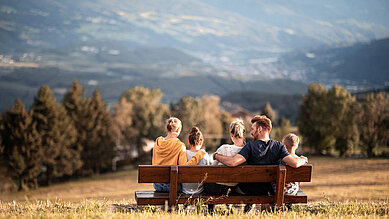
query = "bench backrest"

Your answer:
(138, 165), (312, 183)
(138, 164), (312, 207)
